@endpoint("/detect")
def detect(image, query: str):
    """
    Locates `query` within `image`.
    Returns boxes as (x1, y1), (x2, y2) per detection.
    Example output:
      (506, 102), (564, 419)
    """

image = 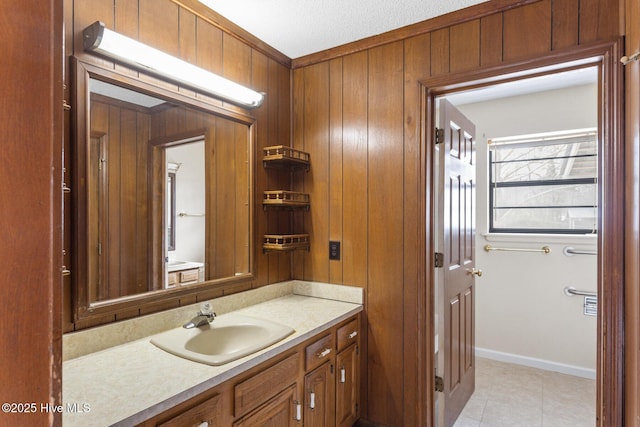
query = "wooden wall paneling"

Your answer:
(136, 113), (151, 294)
(206, 122), (218, 280)
(480, 13), (504, 67)
(302, 62), (331, 282)
(430, 28), (451, 76)
(250, 51), (270, 287)
(267, 58), (293, 284)
(139, 0), (179, 56)
(275, 60), (292, 283)
(195, 17), (225, 108)
(179, 8), (197, 63)
(551, 0), (580, 50)
(107, 105), (122, 299)
(216, 118), (236, 278)
(404, 32), (431, 427)
(329, 57), (344, 284)
(177, 8), (198, 99)
(138, 0), (180, 92)
(119, 108), (140, 296)
(222, 33), (255, 117)
(579, 0), (621, 44)
(73, 0), (114, 64)
(503, 0), (552, 61)
(450, 20), (481, 72)
(0, 1), (63, 423)
(114, 0), (139, 77)
(291, 68), (306, 280)
(341, 51), (369, 288)
(366, 41), (406, 426)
